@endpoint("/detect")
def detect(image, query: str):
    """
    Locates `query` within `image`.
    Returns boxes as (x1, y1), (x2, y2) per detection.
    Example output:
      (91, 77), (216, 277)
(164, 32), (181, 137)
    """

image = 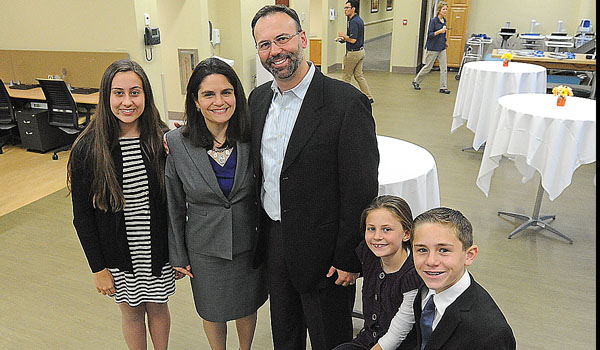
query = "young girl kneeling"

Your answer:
(335, 195), (423, 350)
